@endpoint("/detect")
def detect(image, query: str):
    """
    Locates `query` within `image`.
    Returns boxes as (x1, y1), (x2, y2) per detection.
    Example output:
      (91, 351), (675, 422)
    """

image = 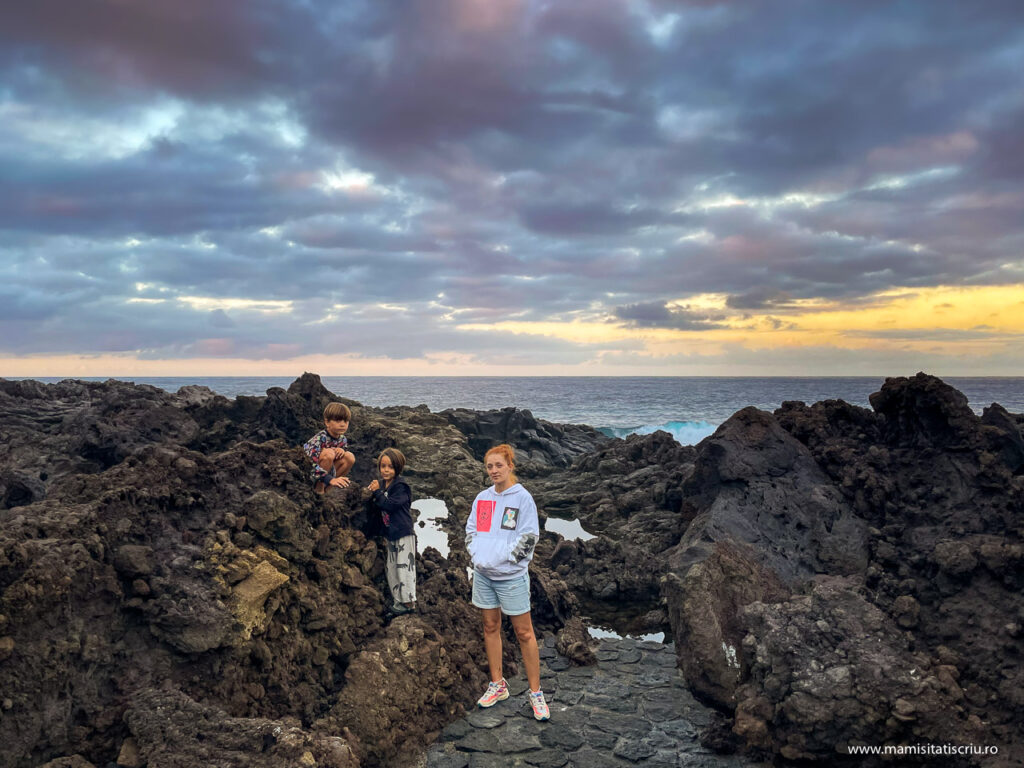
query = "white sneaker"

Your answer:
(477, 679), (509, 708)
(528, 689), (549, 721)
